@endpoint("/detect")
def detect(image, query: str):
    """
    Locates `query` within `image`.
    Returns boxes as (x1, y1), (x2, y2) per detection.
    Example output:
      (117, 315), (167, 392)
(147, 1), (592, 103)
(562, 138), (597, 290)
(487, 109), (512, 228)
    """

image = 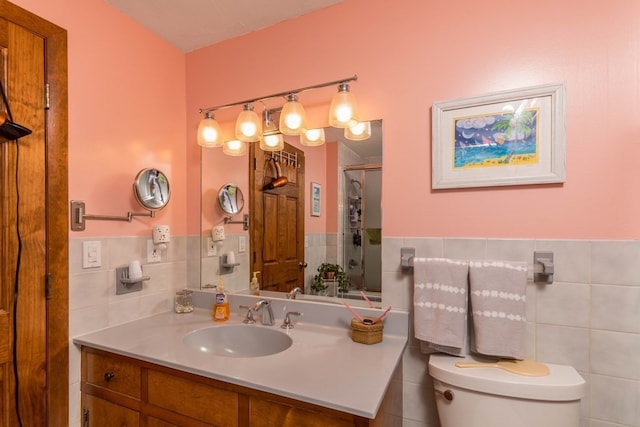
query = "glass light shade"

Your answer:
(197, 112), (223, 147)
(279, 94), (306, 135)
(329, 83), (358, 128)
(260, 133), (284, 151)
(344, 121), (371, 141)
(300, 128), (325, 146)
(235, 104), (262, 142)
(222, 139), (246, 156)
